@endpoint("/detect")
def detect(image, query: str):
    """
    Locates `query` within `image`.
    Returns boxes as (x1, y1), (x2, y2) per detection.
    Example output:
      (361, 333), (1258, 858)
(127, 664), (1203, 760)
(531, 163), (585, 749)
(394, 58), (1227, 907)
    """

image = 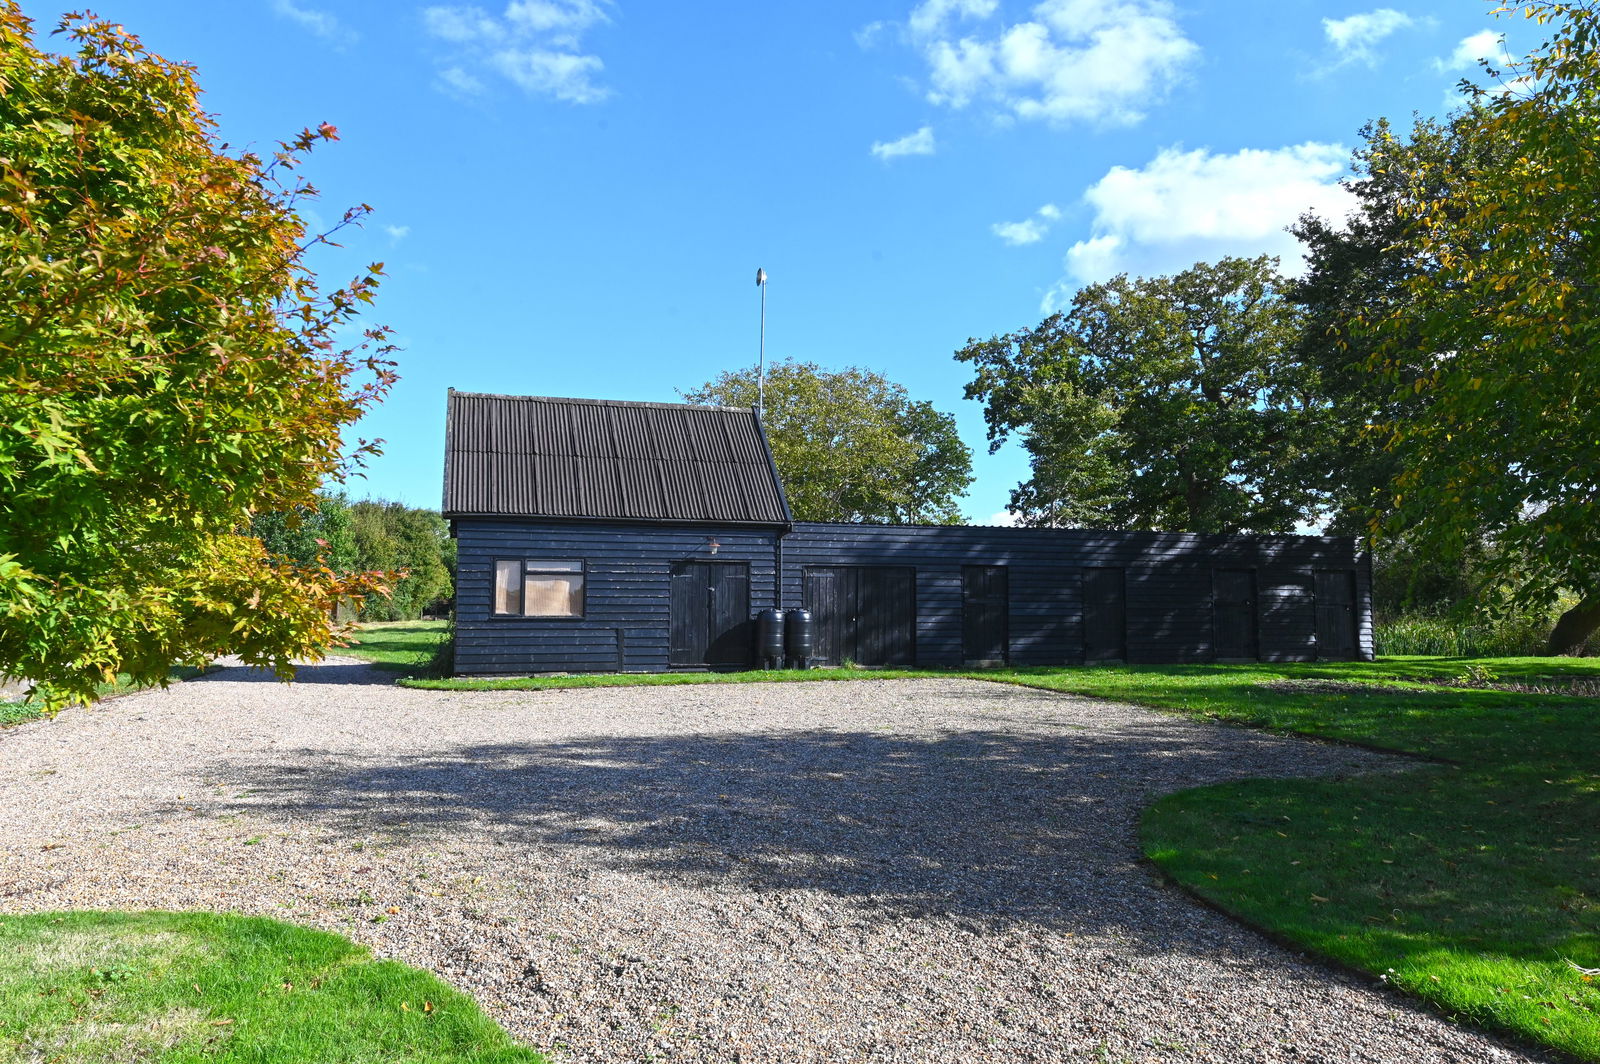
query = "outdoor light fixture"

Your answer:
(707, 538), (721, 555)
